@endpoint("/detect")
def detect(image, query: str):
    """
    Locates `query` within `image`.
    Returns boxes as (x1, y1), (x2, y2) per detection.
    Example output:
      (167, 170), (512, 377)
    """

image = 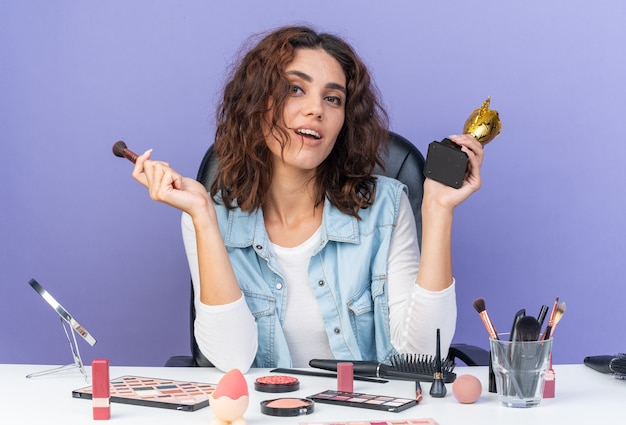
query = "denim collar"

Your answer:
(222, 197), (360, 253)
